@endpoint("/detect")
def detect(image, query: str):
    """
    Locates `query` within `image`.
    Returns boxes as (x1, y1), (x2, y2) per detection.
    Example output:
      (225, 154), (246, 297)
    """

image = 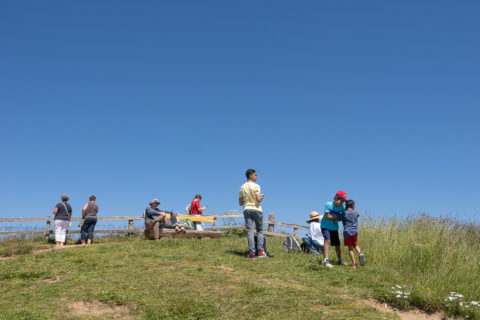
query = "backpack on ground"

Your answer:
(283, 235), (301, 253)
